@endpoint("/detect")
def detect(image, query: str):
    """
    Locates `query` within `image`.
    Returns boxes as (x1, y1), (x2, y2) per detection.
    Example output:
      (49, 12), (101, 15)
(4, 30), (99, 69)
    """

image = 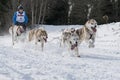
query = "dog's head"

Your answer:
(41, 30), (48, 42)
(69, 33), (79, 50)
(16, 26), (24, 36)
(85, 19), (97, 28)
